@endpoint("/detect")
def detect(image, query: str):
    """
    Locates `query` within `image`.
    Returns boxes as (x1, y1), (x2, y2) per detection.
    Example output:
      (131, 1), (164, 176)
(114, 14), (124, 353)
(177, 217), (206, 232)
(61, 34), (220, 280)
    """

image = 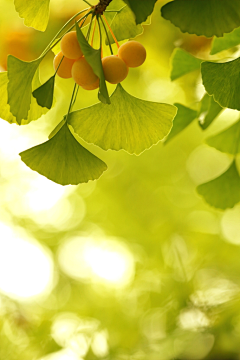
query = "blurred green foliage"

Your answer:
(1, 1), (240, 360)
